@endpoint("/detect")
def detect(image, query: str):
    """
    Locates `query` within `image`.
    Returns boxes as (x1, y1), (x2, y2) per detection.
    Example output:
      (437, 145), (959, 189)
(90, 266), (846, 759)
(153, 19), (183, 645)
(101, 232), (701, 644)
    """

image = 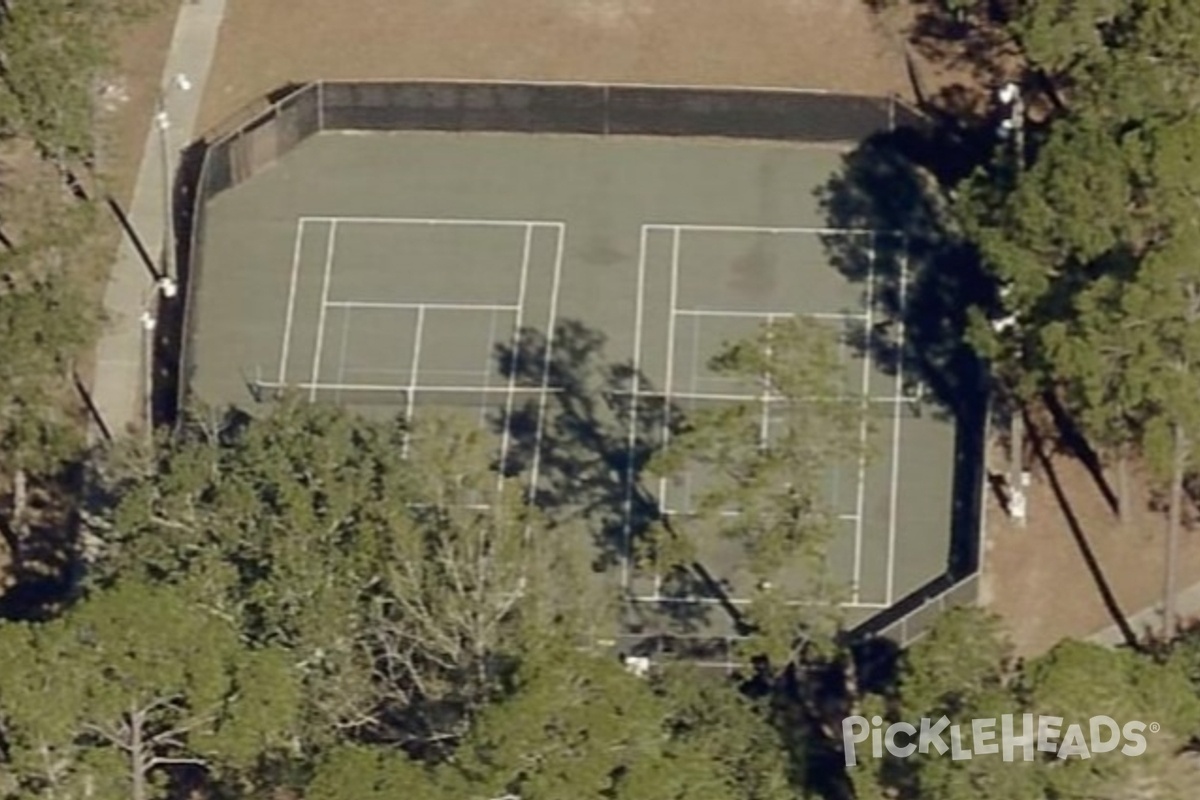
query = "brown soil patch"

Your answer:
(869, 1), (1026, 119)
(199, 0), (911, 132)
(982, 440), (1200, 657)
(99, 3), (182, 205)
